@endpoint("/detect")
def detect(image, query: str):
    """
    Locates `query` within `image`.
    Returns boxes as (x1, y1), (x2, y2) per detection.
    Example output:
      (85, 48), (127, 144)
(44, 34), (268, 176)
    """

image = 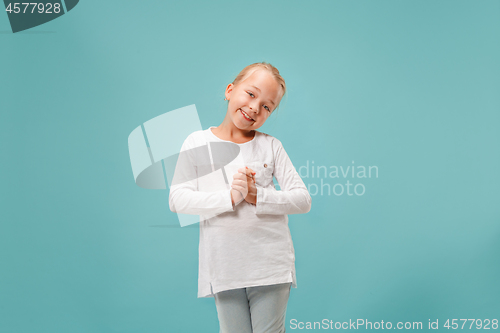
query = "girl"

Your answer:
(169, 62), (311, 333)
